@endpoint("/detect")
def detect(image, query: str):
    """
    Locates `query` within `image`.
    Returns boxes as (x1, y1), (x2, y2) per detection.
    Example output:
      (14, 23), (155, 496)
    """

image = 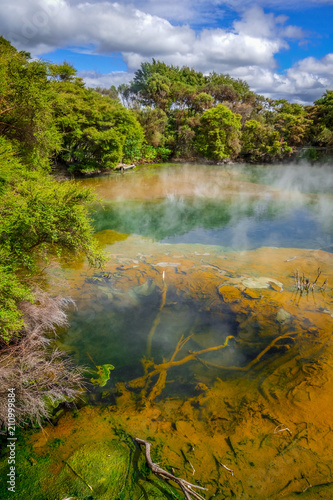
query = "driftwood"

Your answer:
(135, 438), (208, 500)
(113, 163), (135, 171)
